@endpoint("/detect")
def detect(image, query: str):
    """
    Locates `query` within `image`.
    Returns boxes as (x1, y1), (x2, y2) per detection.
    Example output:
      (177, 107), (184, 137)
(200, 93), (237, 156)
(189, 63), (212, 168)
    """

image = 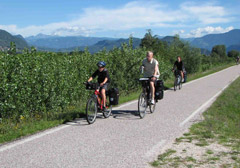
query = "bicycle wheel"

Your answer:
(179, 77), (182, 90)
(86, 96), (97, 124)
(150, 102), (156, 113)
(138, 92), (147, 118)
(174, 78), (177, 91)
(103, 103), (112, 118)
